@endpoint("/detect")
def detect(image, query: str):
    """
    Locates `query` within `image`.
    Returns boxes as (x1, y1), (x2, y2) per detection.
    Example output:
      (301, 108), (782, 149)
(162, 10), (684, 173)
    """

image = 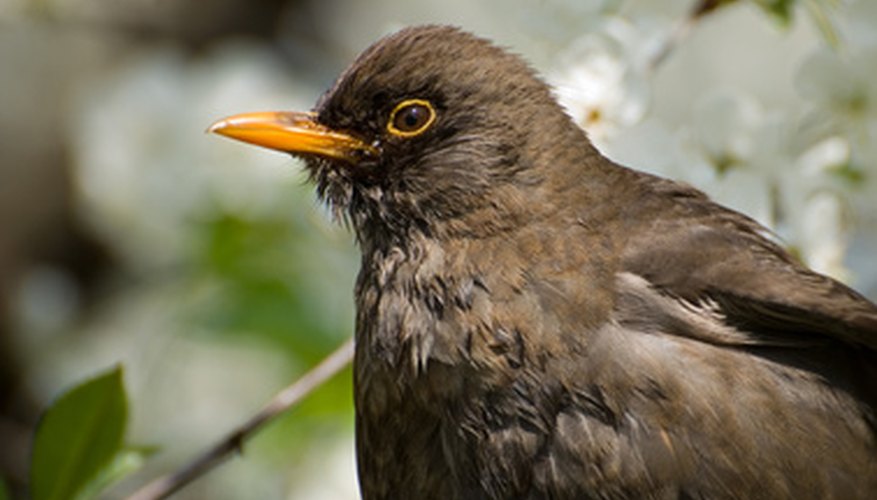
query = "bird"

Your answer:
(209, 25), (877, 499)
